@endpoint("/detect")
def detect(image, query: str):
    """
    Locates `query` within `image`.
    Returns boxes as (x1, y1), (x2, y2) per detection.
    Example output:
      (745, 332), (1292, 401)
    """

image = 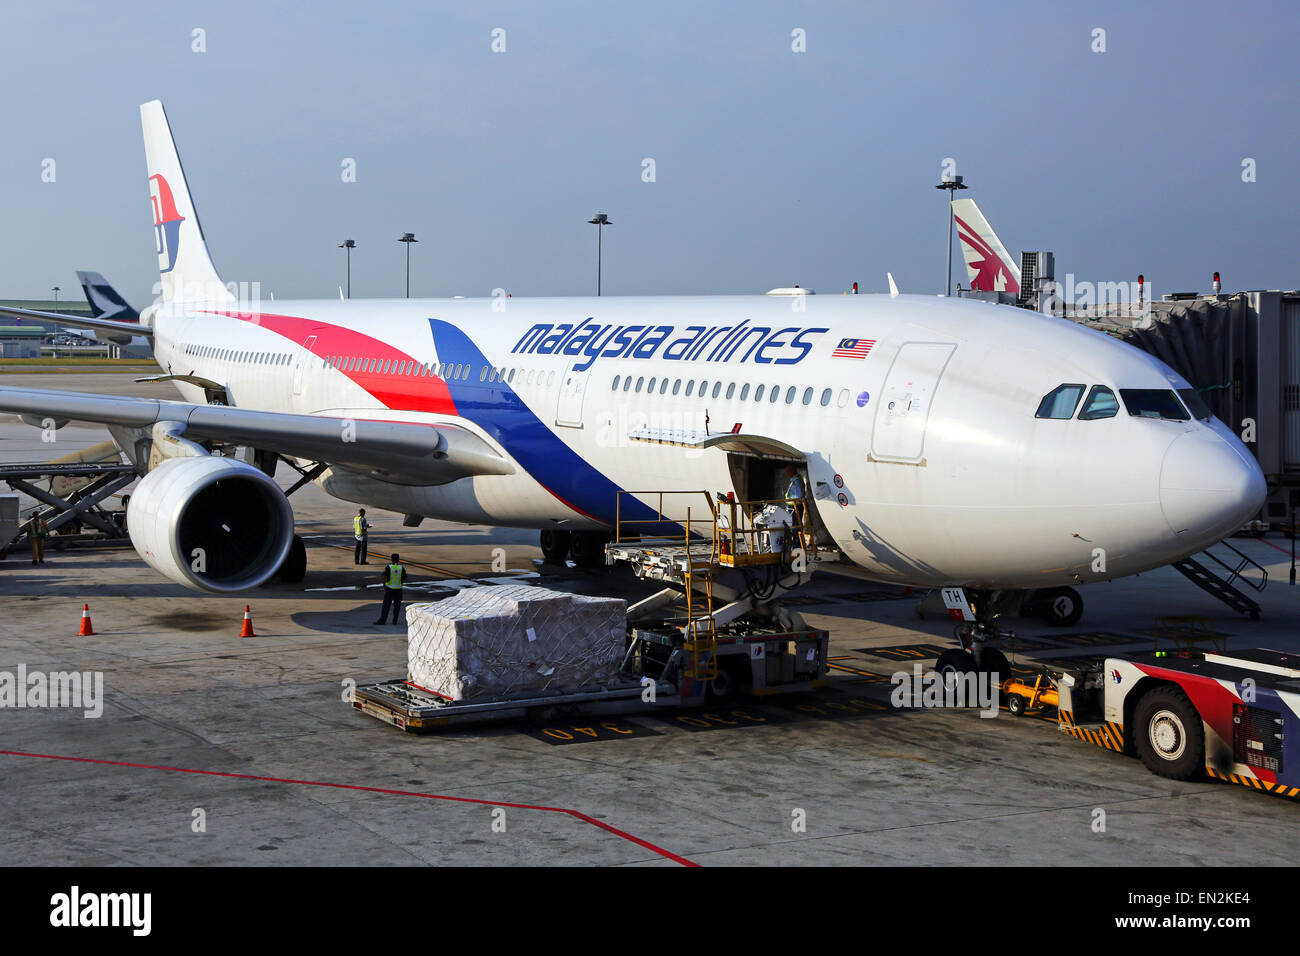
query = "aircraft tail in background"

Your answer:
(76, 270), (139, 321)
(951, 198), (1021, 296)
